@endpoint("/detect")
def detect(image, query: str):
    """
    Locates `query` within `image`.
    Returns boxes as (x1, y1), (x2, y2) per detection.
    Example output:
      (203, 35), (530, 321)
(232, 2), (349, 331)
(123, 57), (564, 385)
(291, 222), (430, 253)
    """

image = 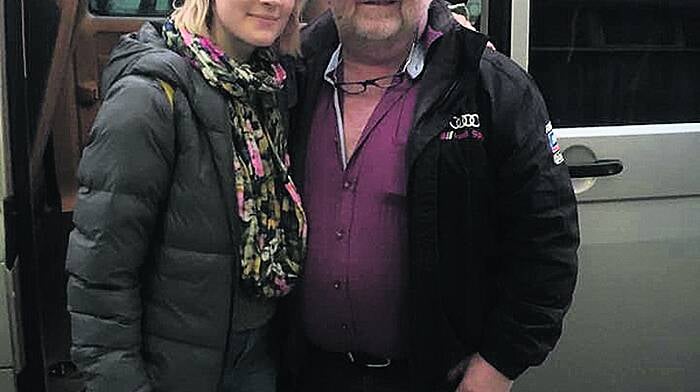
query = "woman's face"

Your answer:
(211, 0), (295, 53)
